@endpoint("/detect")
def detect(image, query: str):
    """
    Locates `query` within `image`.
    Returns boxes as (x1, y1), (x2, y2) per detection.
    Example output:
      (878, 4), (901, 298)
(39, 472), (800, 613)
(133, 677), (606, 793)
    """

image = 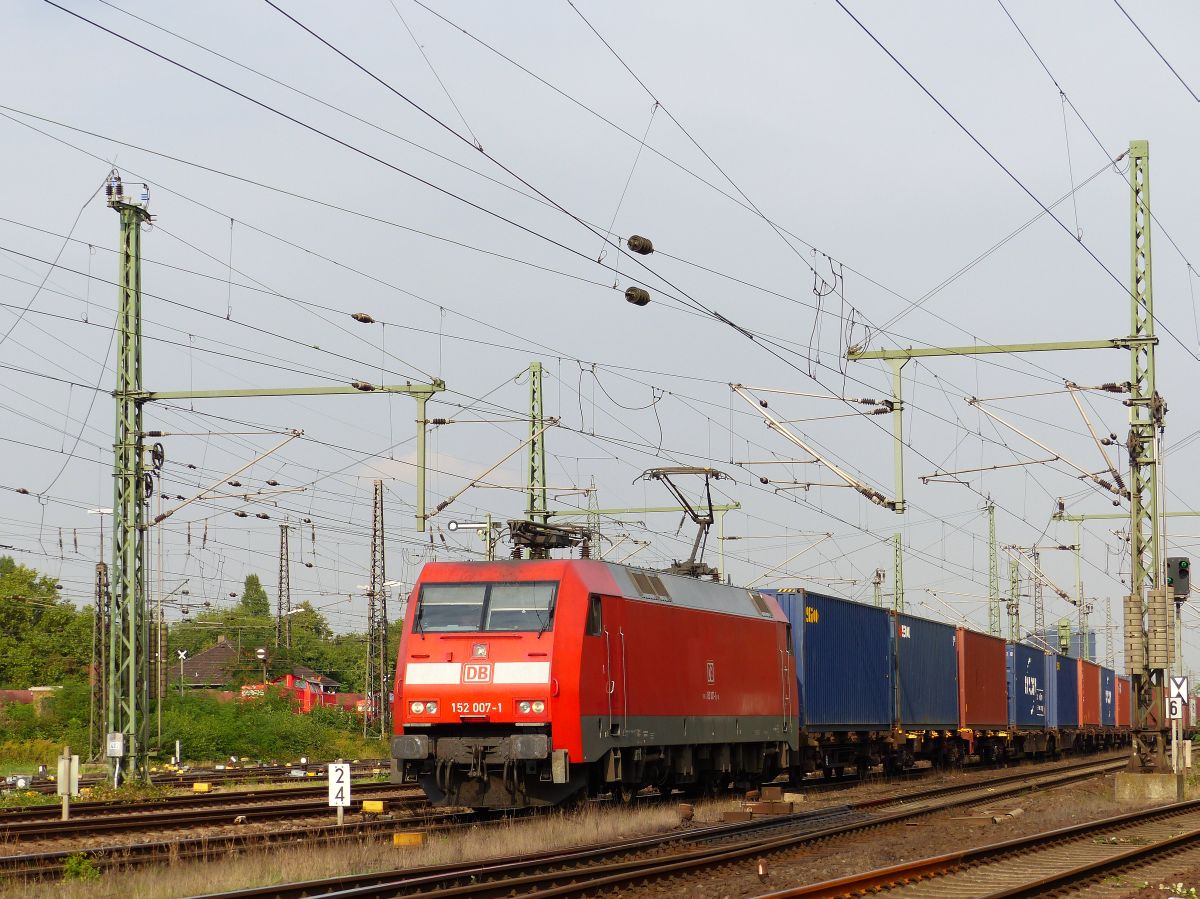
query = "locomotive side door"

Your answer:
(601, 595), (628, 738)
